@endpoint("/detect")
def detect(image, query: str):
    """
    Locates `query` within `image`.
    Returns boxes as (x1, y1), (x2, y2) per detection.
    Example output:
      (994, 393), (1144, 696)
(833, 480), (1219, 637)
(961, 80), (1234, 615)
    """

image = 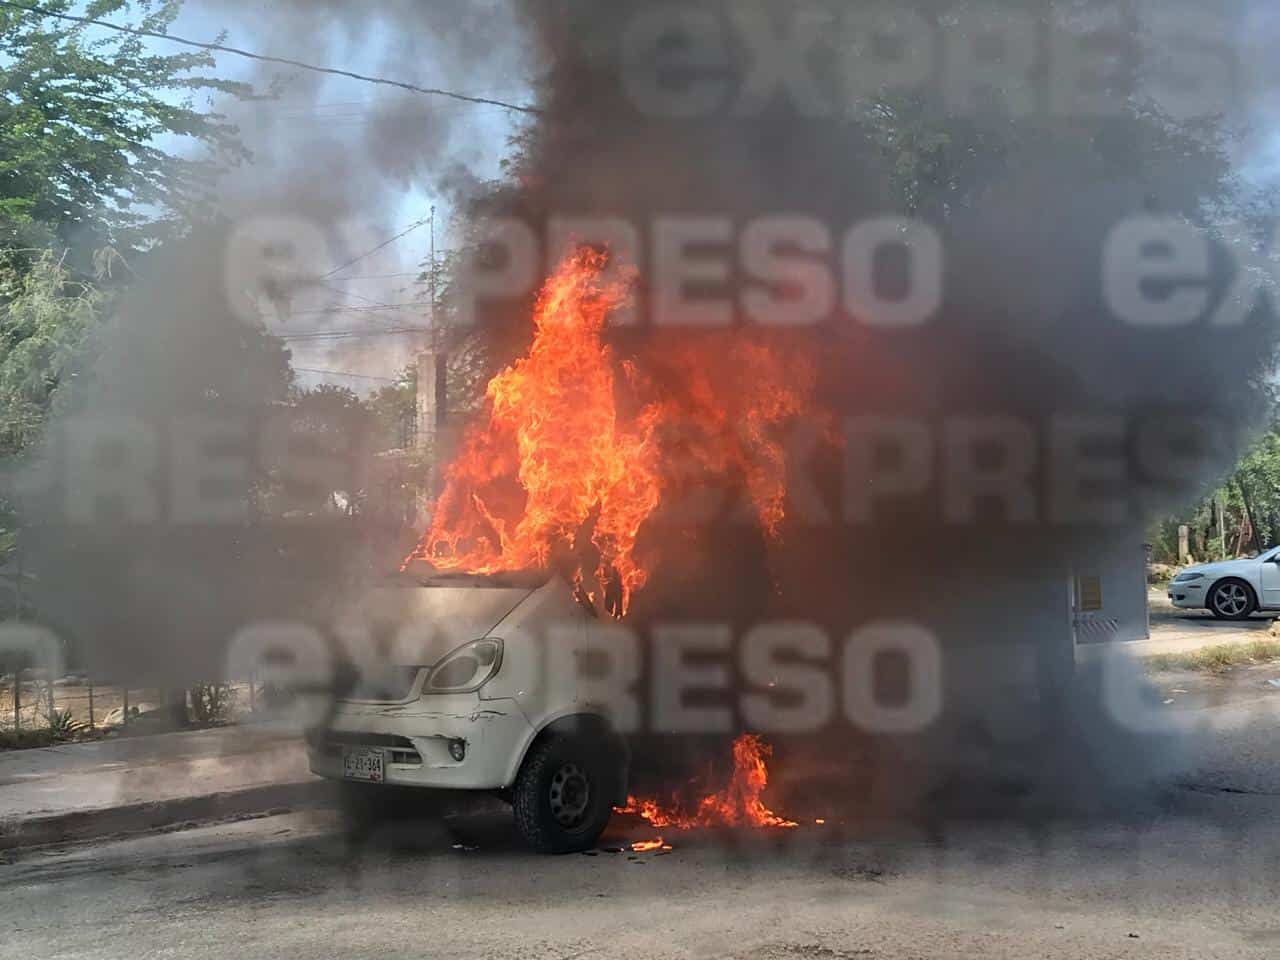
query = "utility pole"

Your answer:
(428, 204), (446, 447)
(1218, 496), (1227, 558)
(429, 204), (437, 331)
(13, 541), (20, 733)
(416, 206), (440, 458)
(414, 204), (449, 516)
